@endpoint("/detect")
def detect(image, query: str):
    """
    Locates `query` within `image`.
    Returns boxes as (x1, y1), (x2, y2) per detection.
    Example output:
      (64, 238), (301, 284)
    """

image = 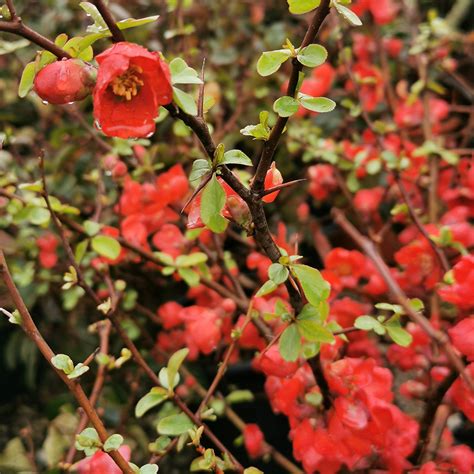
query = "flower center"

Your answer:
(110, 65), (144, 101)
